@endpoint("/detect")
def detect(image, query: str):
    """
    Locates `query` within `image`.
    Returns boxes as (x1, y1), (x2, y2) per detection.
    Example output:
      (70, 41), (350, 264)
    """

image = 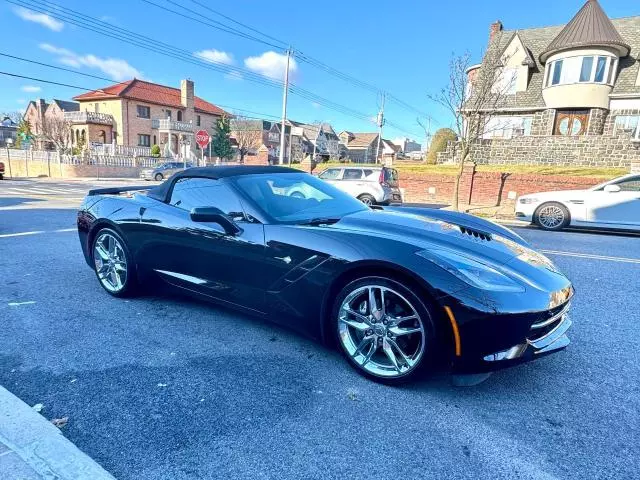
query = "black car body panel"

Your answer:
(78, 166), (574, 375)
